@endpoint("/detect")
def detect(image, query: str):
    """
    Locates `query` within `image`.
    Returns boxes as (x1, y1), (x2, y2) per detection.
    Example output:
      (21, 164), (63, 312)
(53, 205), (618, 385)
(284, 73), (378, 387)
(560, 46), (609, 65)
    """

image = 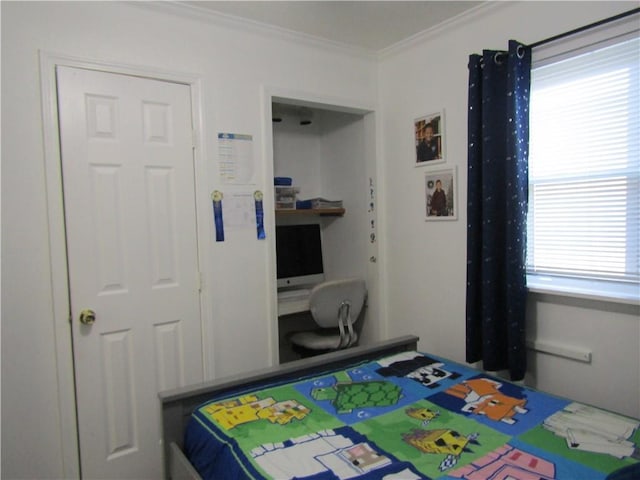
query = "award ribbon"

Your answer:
(211, 190), (224, 242)
(254, 190), (266, 240)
